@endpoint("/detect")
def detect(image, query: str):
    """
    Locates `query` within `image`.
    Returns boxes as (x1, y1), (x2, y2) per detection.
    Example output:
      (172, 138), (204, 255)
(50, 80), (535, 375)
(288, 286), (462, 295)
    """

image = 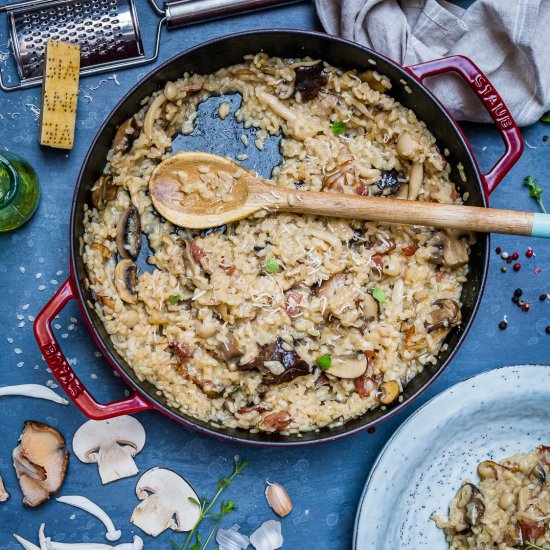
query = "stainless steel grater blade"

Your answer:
(0, 0), (301, 92)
